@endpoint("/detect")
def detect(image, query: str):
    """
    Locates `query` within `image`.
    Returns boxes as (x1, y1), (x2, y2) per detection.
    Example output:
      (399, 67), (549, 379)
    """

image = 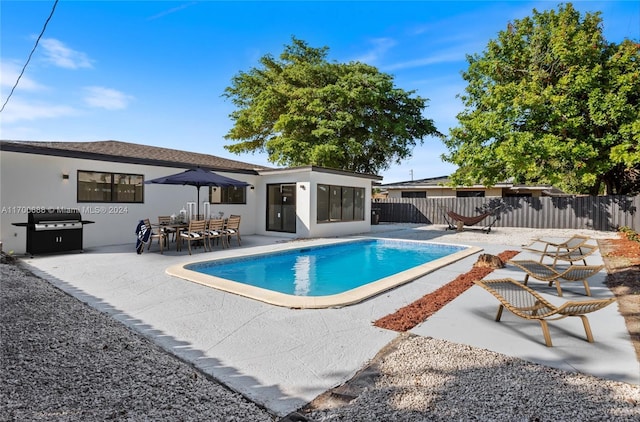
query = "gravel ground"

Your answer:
(303, 334), (640, 421)
(2, 226), (640, 421)
(0, 260), (276, 422)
